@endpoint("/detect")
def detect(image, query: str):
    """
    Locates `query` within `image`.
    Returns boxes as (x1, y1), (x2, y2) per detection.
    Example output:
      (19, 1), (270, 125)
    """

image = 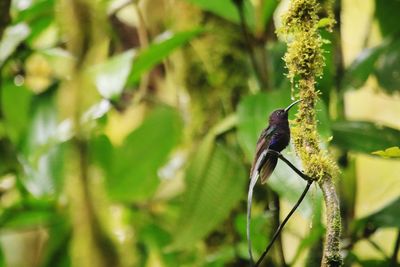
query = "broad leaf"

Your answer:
(127, 29), (202, 86)
(19, 92), (64, 196)
(0, 23), (30, 66)
(1, 81), (32, 143)
(40, 218), (71, 267)
(234, 212), (272, 259)
(0, 199), (56, 229)
(375, 0), (400, 37)
(90, 49), (135, 100)
(262, 0), (279, 28)
(185, 0), (255, 29)
(331, 121), (400, 153)
(353, 196), (400, 230)
(106, 106), (183, 202)
(14, 0), (55, 44)
(342, 45), (385, 90)
(170, 144), (246, 250)
(375, 40), (400, 93)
